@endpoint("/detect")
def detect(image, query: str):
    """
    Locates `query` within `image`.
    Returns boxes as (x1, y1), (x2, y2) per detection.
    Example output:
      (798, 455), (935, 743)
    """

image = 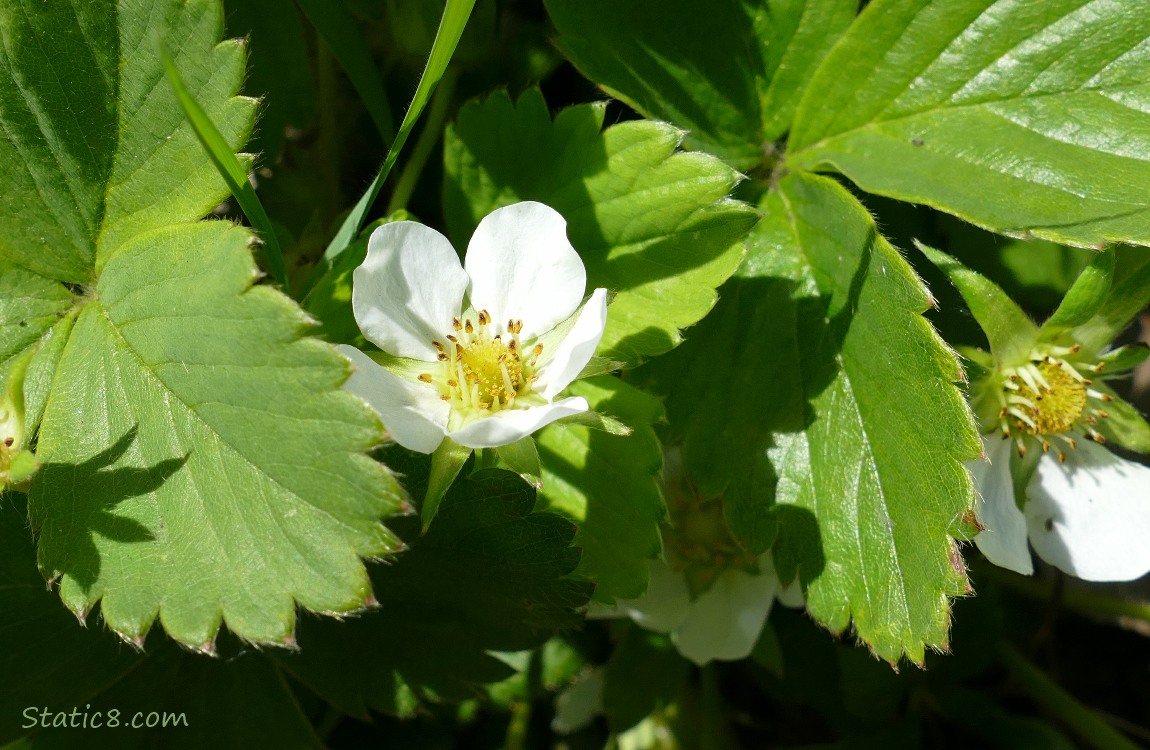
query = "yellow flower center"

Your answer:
(996, 349), (1111, 461)
(418, 311), (542, 417)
